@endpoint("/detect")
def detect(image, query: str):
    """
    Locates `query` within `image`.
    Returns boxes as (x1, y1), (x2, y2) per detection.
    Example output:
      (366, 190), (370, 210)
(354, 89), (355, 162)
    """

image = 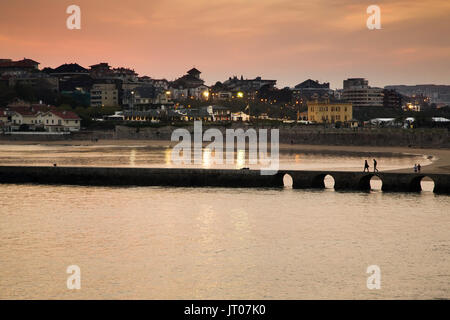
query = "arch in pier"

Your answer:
(358, 174), (383, 191)
(311, 173), (335, 189)
(283, 173), (293, 188)
(370, 175), (383, 190)
(410, 175), (435, 192)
